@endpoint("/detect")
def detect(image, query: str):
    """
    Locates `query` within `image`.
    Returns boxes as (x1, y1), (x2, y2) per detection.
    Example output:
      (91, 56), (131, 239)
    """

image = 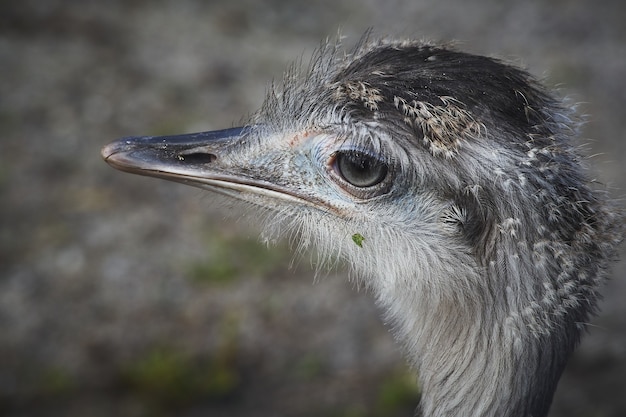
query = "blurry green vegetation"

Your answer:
(1, 365), (78, 407)
(374, 369), (421, 415)
(120, 315), (242, 411)
(37, 367), (77, 398)
(186, 235), (290, 286)
(325, 369), (420, 417)
(120, 348), (240, 409)
(337, 369), (420, 417)
(292, 353), (324, 381)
